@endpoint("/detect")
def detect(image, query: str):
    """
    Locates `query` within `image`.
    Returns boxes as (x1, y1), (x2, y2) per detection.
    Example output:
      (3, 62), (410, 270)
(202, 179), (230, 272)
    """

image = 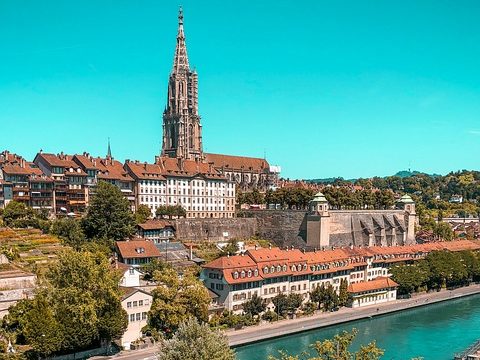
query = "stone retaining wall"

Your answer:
(174, 218), (257, 242)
